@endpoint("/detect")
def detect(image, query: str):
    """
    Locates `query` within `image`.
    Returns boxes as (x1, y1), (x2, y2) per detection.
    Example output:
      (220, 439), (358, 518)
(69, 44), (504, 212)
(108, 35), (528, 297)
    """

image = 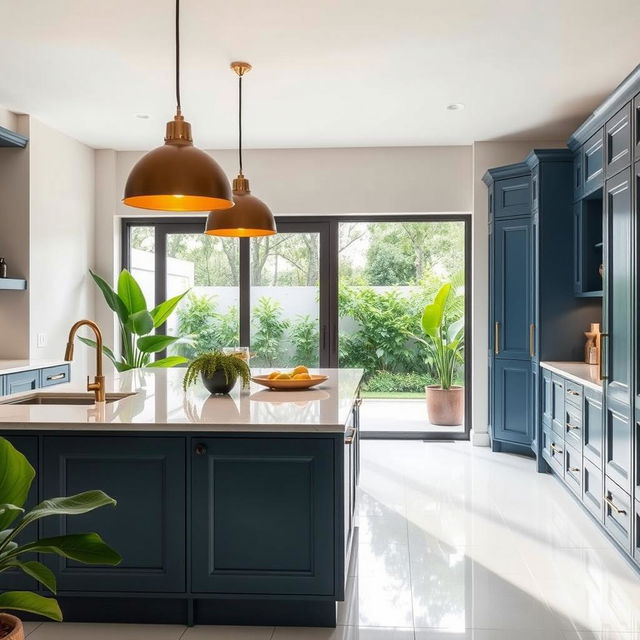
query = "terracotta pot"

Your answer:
(425, 385), (464, 426)
(201, 368), (238, 395)
(0, 614), (24, 640)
